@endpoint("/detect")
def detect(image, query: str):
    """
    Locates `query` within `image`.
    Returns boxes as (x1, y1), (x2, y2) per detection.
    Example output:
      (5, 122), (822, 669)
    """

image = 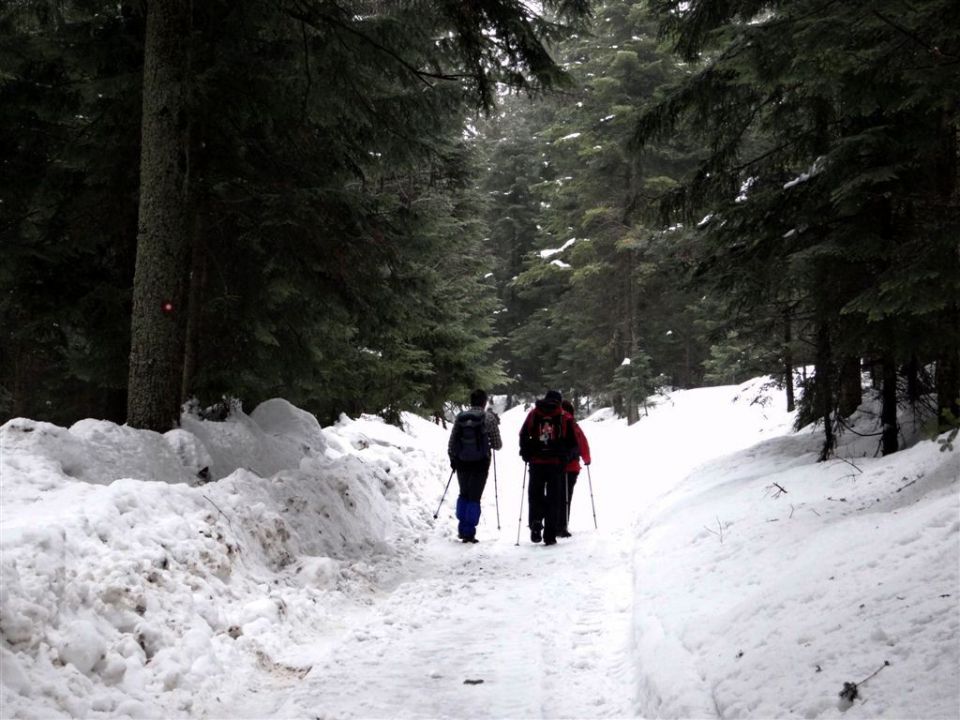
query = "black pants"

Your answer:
(528, 462), (564, 542)
(456, 460), (489, 502)
(560, 471), (579, 532)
